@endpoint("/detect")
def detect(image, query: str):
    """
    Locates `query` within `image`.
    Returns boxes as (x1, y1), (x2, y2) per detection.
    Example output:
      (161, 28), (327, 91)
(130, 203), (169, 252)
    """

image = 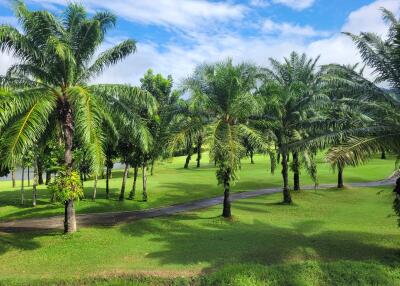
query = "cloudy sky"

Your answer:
(0, 0), (399, 86)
